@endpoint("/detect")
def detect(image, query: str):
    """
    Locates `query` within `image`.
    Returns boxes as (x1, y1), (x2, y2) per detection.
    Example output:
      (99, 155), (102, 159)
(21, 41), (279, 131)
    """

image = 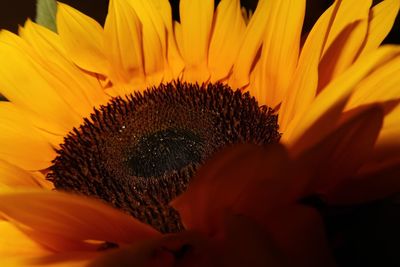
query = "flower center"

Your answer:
(48, 82), (280, 233)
